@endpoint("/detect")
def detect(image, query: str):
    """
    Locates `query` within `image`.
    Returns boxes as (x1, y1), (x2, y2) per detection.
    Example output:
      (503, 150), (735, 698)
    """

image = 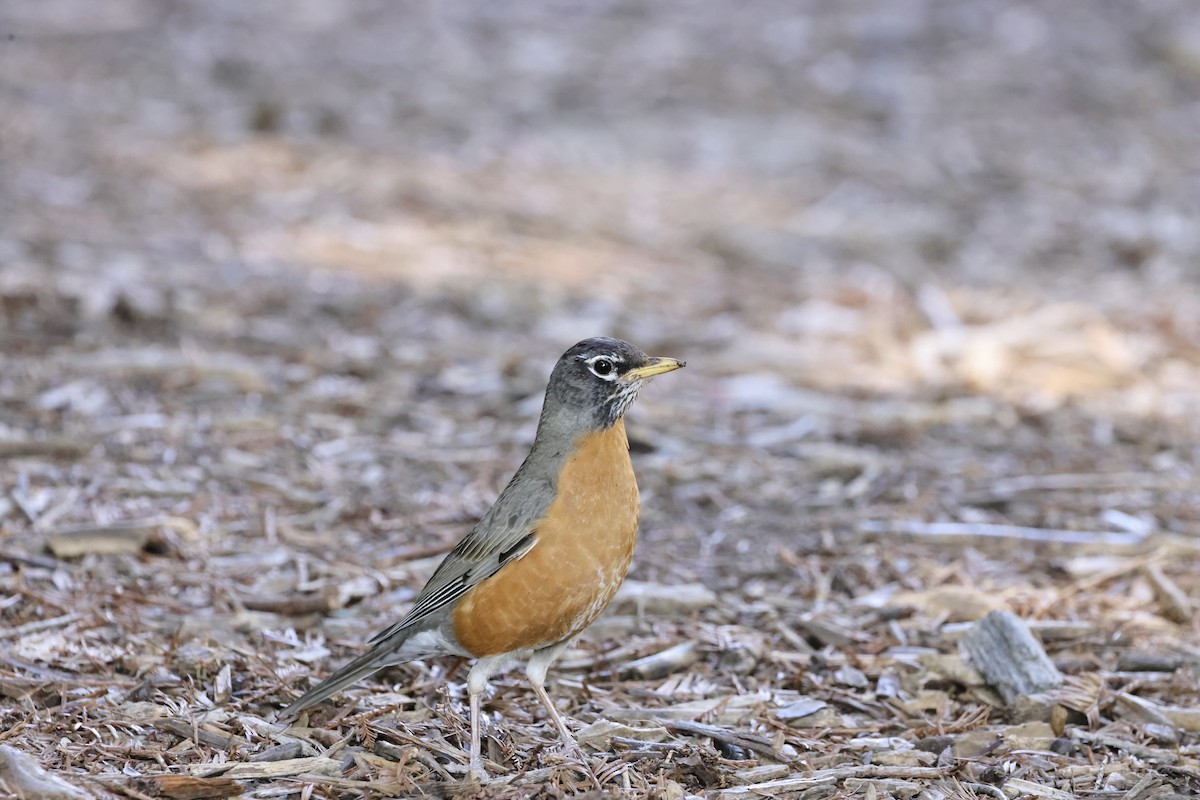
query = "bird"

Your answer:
(280, 337), (684, 781)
